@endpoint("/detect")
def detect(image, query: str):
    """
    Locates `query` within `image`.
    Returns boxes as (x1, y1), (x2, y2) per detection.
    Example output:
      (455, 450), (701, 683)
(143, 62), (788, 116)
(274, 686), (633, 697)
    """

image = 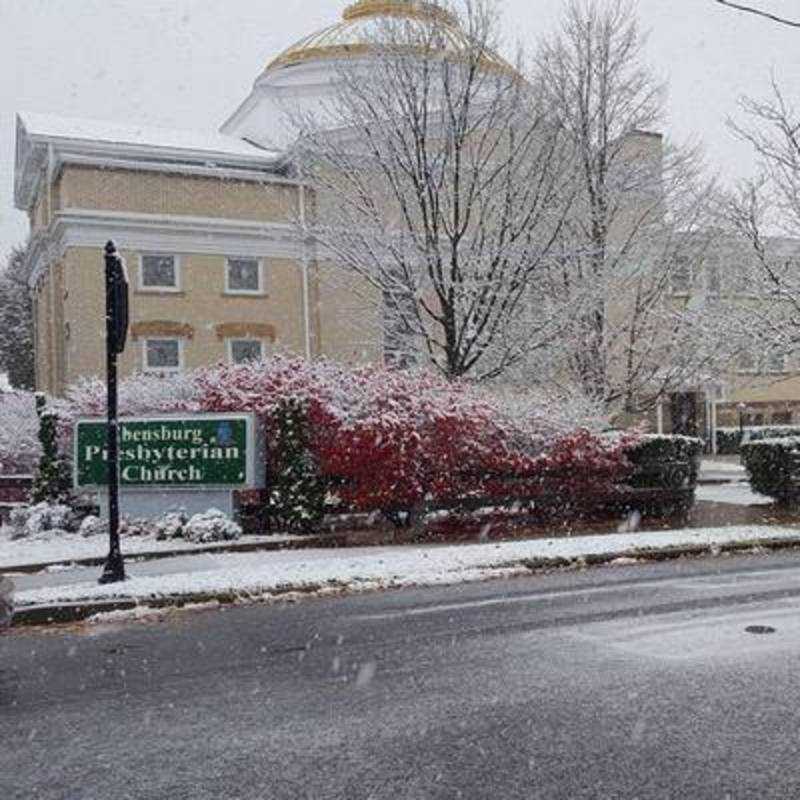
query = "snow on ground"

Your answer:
(0, 530), (300, 570)
(695, 483), (772, 506)
(13, 525), (800, 609)
(700, 459), (745, 474)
